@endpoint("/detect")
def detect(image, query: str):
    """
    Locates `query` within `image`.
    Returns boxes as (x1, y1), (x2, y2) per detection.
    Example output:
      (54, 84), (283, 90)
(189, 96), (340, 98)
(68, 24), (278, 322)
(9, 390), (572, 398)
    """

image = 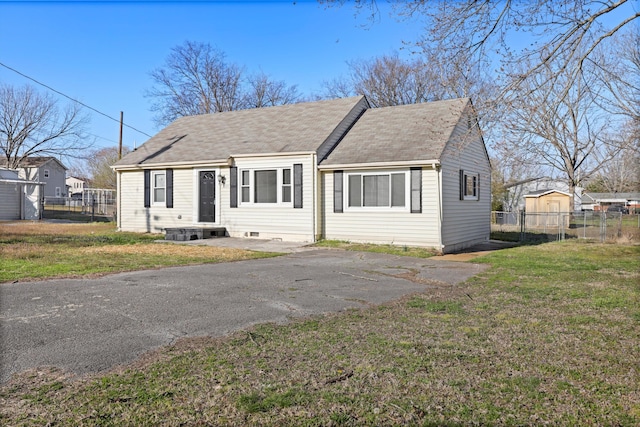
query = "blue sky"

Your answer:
(0, 1), (424, 151)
